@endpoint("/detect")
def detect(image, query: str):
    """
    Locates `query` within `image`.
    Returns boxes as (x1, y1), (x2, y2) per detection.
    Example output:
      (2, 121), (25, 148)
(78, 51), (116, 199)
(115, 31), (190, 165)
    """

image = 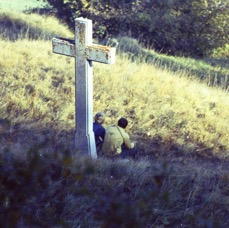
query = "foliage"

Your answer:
(46, 0), (229, 57)
(136, 0), (229, 57)
(0, 150), (64, 227)
(212, 44), (229, 59)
